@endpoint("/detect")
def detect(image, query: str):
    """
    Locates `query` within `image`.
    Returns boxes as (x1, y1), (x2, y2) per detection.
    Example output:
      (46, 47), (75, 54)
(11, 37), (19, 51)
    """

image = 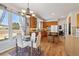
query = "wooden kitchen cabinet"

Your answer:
(30, 16), (37, 28)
